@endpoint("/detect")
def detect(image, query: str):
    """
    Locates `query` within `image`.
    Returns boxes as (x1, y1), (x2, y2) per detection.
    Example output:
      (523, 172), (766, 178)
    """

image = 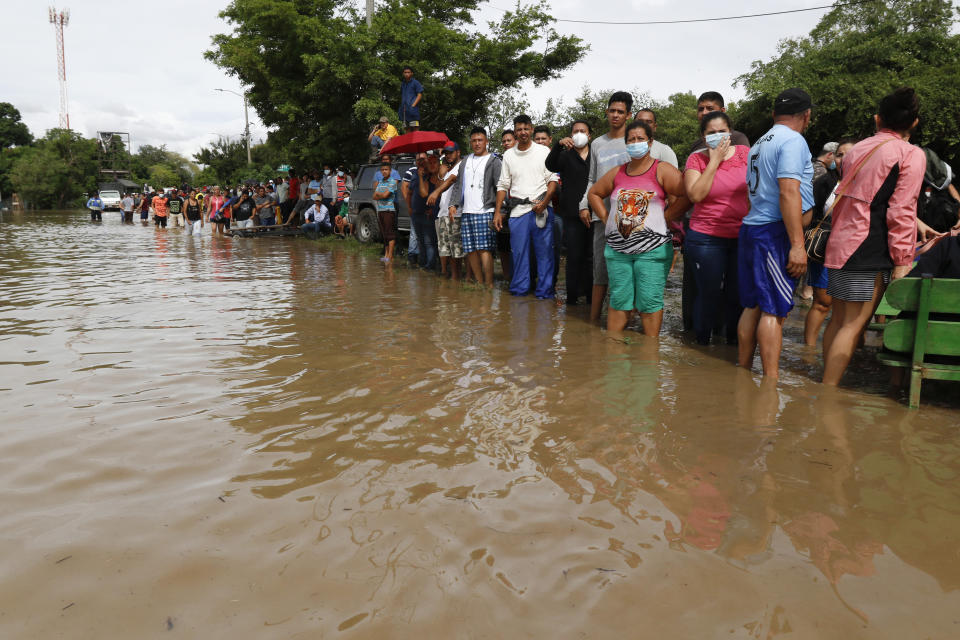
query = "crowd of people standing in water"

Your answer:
(370, 85), (956, 387)
(86, 84), (960, 389)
